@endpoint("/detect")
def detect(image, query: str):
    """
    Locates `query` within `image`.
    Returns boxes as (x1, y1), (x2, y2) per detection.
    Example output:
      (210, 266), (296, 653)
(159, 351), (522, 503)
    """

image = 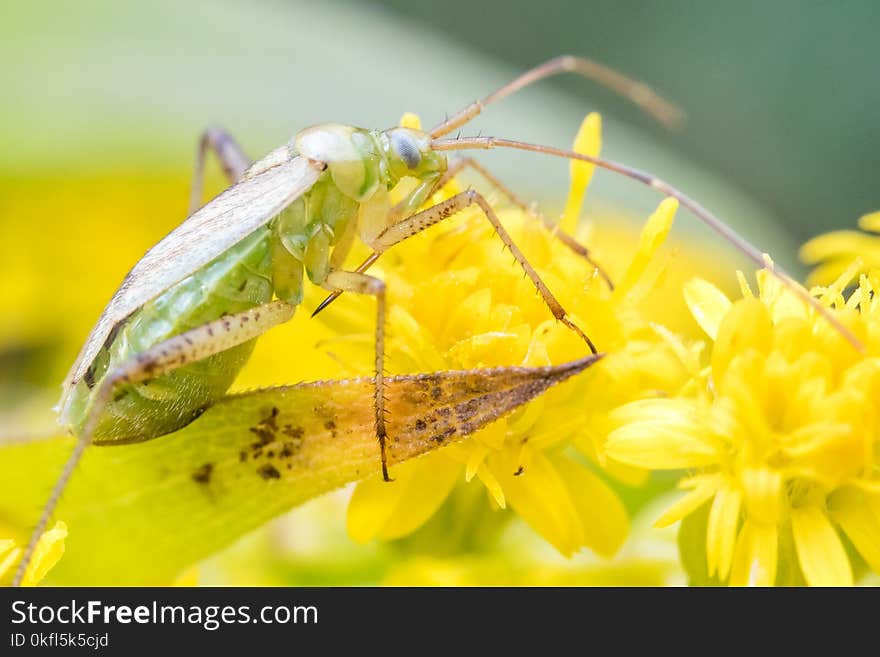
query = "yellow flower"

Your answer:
(607, 262), (880, 585)
(800, 210), (880, 286)
(329, 113), (696, 558)
(0, 521), (67, 586)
